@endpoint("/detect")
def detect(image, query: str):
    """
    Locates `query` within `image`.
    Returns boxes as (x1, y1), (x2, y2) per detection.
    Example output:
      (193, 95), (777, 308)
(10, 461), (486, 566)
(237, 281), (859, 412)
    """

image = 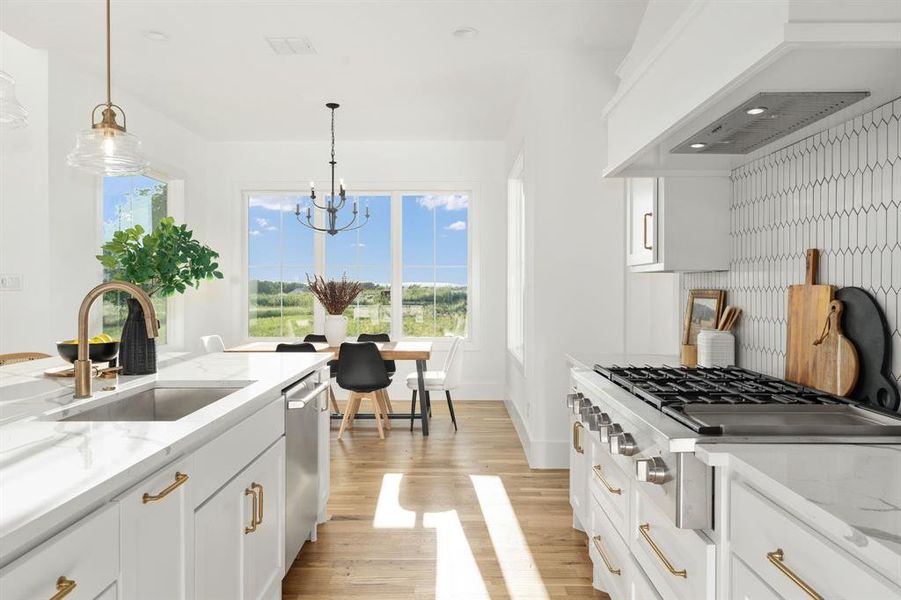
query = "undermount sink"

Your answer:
(59, 386), (244, 422)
